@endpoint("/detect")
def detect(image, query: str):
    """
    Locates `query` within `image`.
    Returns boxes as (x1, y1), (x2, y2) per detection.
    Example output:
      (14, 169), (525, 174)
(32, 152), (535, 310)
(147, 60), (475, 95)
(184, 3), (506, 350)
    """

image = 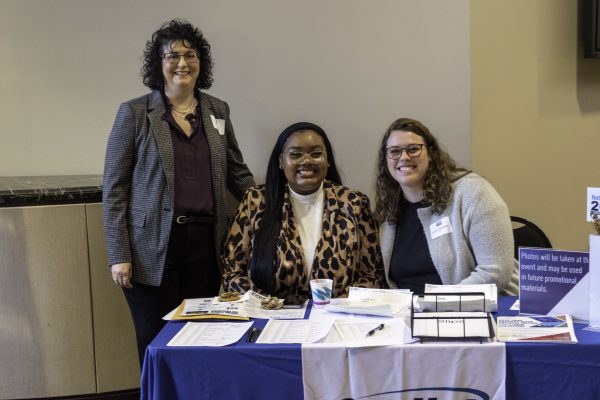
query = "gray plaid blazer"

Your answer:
(103, 90), (254, 286)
